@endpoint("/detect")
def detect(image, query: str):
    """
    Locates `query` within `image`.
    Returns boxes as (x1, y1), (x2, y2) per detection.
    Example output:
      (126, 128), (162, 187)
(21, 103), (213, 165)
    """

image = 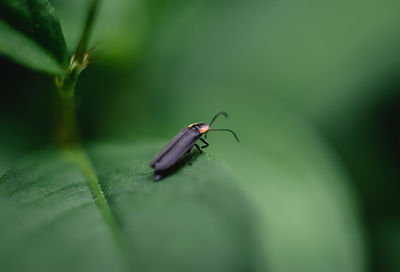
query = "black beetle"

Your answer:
(150, 111), (239, 181)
